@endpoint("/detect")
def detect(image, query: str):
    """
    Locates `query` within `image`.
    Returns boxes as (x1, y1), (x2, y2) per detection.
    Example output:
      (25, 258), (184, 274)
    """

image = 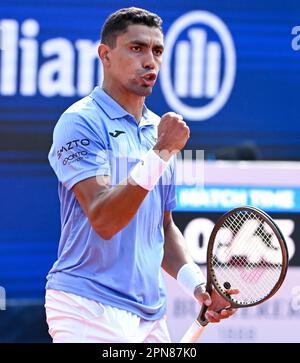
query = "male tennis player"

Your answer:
(45, 7), (236, 343)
